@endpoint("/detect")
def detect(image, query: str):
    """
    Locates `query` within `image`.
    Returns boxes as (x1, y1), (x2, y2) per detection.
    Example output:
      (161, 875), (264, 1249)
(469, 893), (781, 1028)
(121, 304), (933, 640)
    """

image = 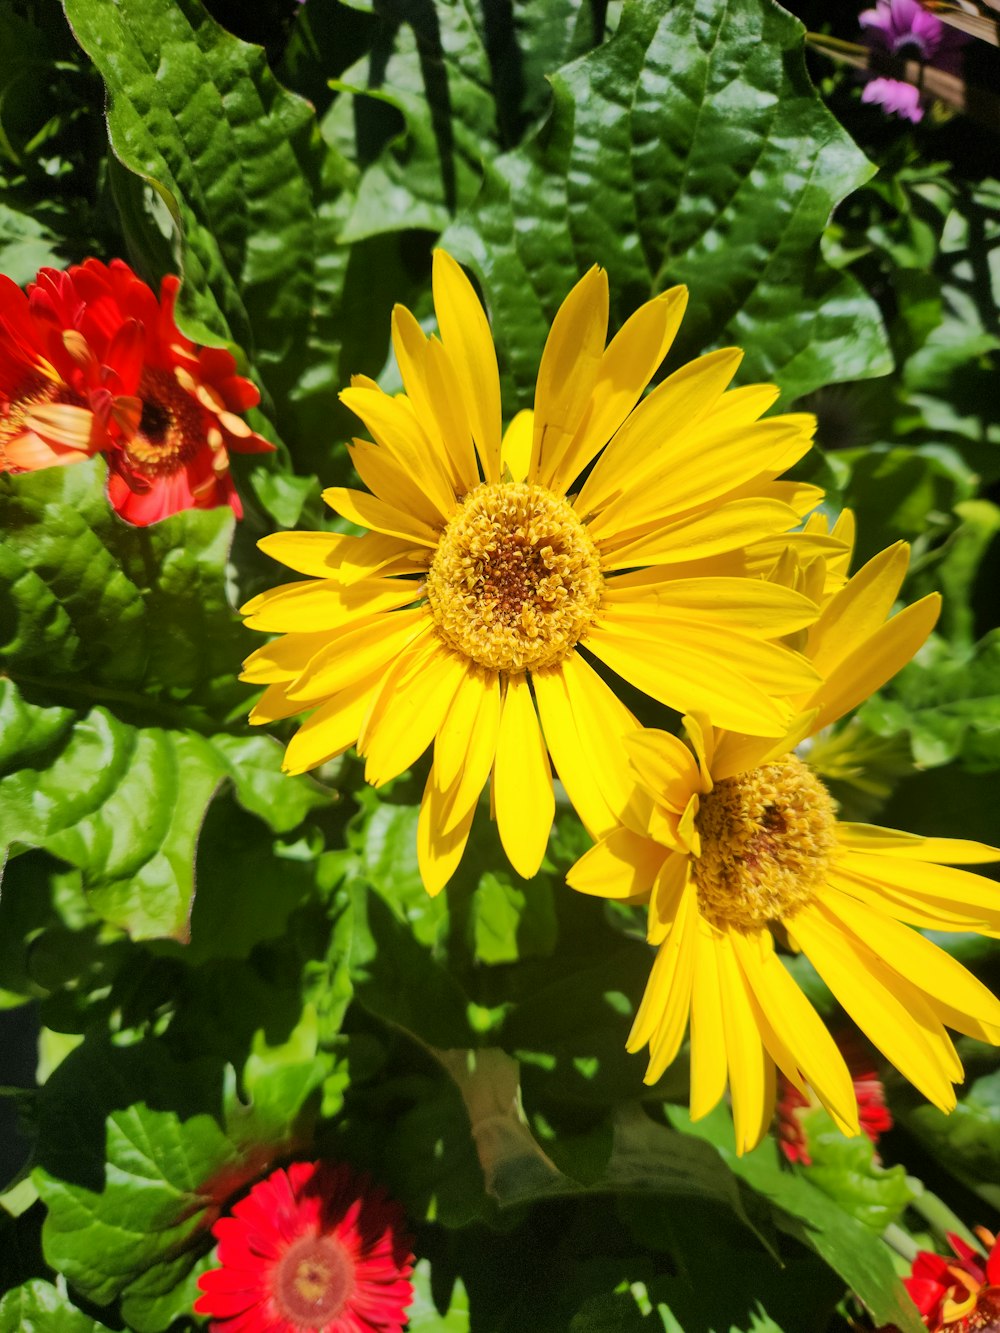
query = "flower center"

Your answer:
(425, 481), (603, 672)
(0, 375), (85, 467)
(692, 755), (837, 931)
(124, 367), (204, 476)
(273, 1233), (353, 1329)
